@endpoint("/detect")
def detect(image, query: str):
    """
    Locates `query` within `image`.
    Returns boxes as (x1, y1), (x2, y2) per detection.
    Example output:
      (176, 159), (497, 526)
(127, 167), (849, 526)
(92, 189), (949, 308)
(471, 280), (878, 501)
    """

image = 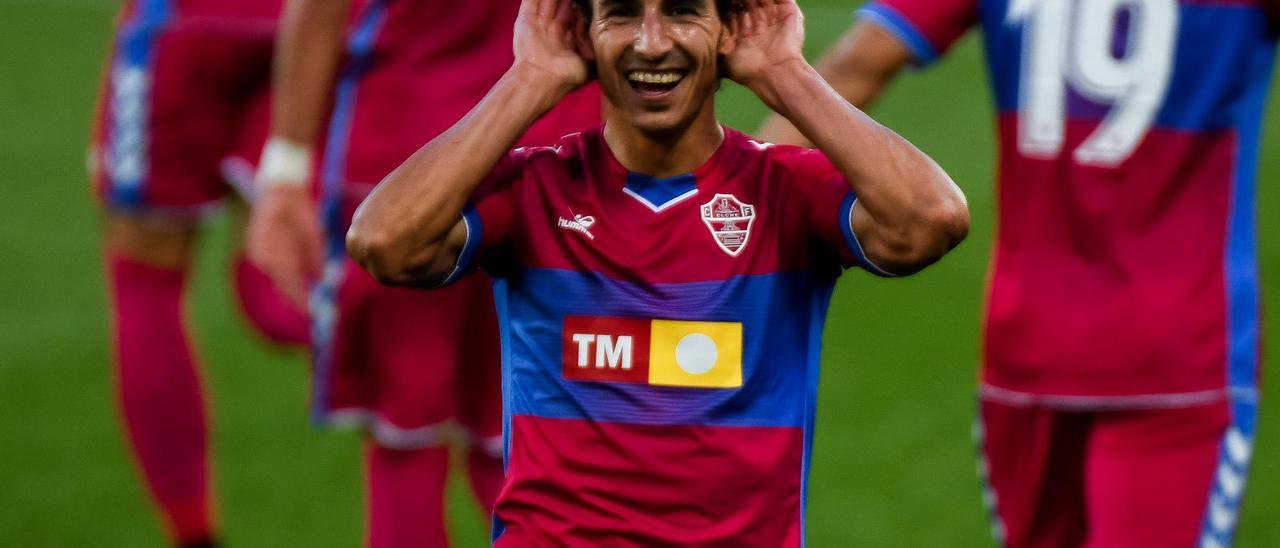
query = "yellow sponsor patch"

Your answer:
(647, 320), (743, 388)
